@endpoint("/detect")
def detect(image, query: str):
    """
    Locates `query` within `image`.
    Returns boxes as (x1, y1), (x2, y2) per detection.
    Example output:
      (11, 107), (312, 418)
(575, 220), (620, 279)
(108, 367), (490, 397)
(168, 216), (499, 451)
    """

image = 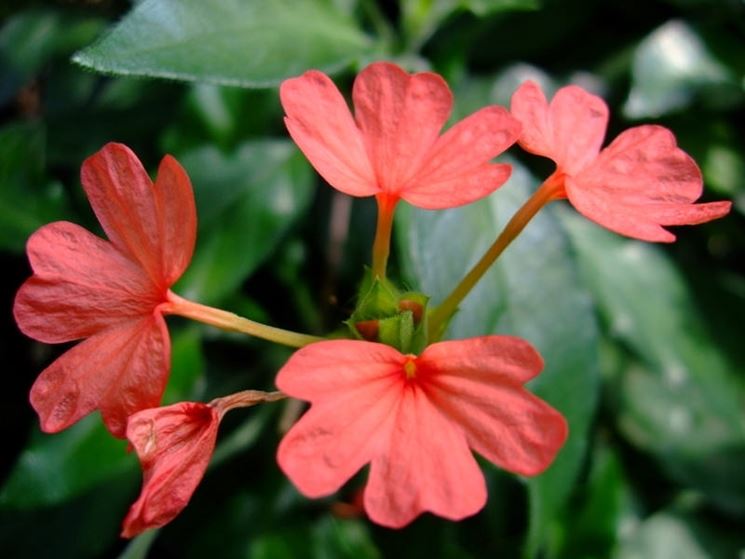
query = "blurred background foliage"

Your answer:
(0, 0), (743, 558)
